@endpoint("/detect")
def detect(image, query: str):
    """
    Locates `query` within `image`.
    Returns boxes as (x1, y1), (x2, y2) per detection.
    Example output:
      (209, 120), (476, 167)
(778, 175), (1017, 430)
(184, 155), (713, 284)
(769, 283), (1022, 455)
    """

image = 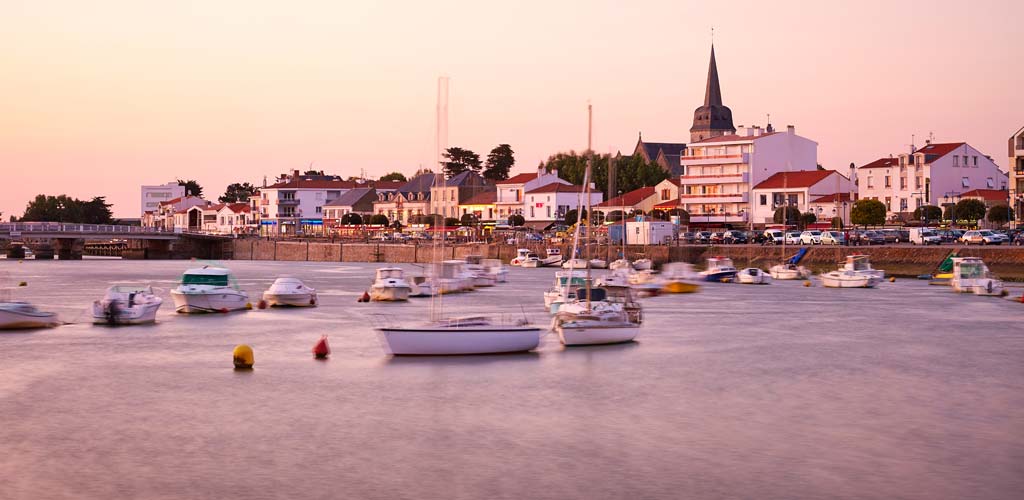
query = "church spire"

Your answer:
(690, 43), (735, 143)
(704, 45), (723, 107)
